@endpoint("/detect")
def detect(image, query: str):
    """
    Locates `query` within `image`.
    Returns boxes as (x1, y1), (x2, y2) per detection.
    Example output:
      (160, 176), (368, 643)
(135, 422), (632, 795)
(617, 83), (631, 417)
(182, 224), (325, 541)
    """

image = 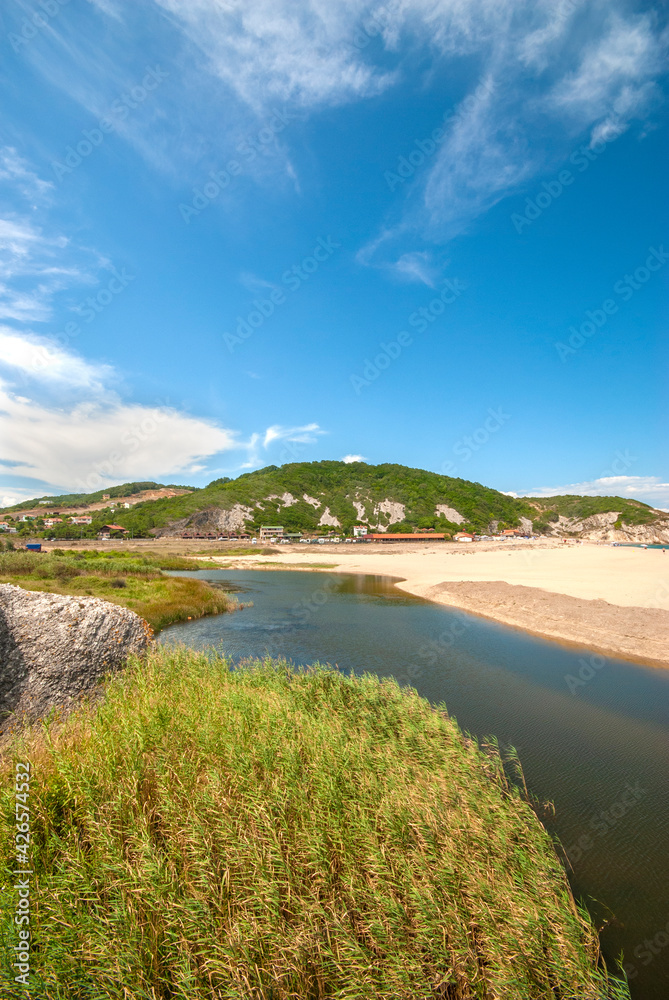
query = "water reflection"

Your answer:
(161, 569), (669, 999)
